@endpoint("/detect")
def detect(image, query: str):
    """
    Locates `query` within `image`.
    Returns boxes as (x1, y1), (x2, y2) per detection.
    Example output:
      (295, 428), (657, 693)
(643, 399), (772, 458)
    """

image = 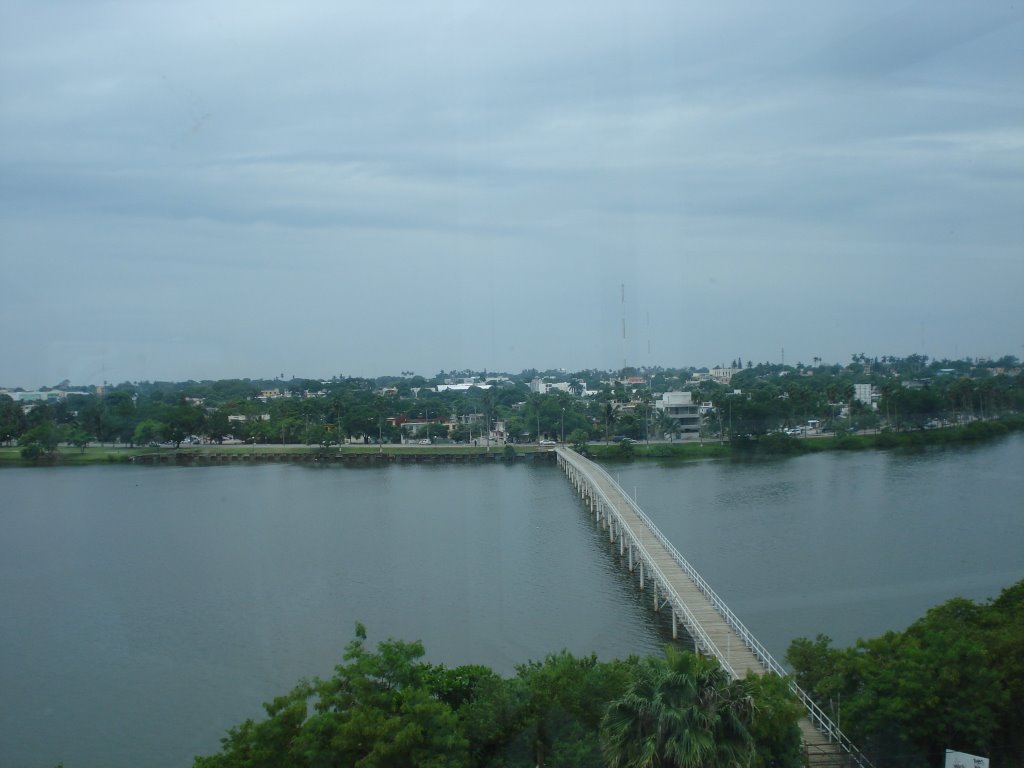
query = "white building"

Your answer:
(710, 367), (741, 385)
(529, 379), (573, 394)
(853, 383), (877, 408)
(435, 383), (491, 393)
(2, 389), (67, 402)
(656, 391), (700, 433)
